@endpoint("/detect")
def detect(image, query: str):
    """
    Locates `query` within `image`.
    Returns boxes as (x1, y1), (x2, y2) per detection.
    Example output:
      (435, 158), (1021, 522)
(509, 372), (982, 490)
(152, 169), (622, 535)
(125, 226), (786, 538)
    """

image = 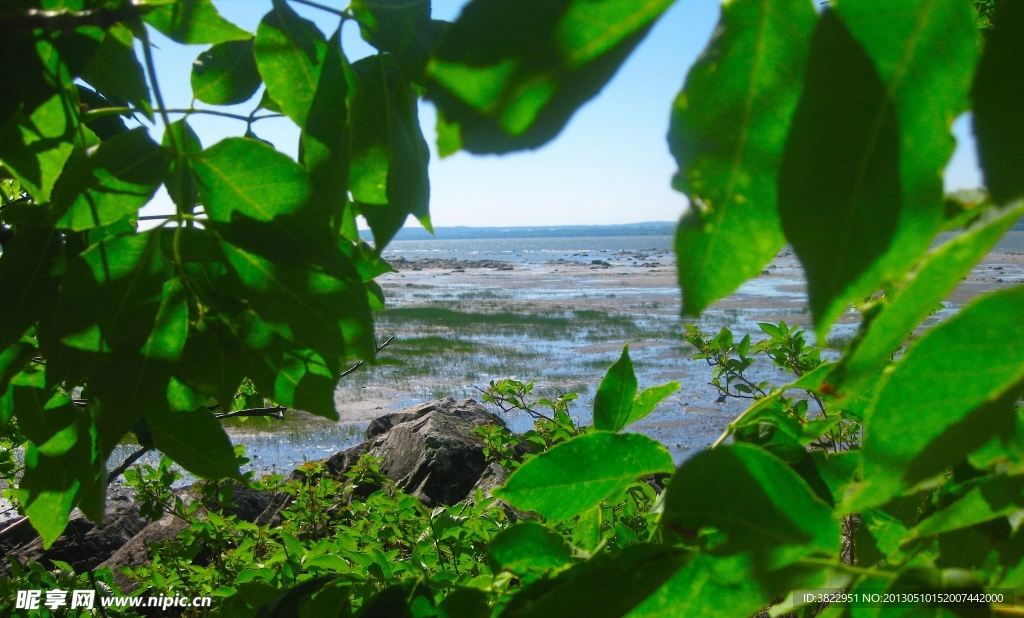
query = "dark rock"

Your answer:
(365, 398), (505, 506)
(325, 441), (369, 475)
(591, 259), (611, 266)
(216, 483), (272, 523)
(0, 495), (148, 576)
